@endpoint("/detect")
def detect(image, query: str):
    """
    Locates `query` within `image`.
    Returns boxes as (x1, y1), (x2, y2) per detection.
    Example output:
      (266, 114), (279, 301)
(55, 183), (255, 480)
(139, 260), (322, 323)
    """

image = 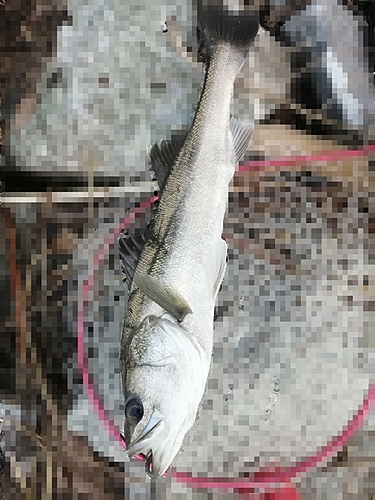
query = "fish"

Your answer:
(120, 9), (259, 478)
